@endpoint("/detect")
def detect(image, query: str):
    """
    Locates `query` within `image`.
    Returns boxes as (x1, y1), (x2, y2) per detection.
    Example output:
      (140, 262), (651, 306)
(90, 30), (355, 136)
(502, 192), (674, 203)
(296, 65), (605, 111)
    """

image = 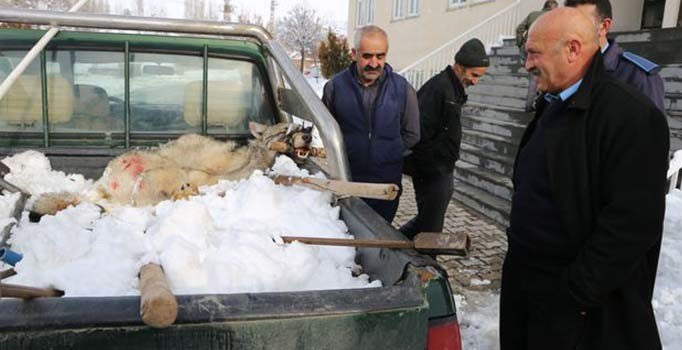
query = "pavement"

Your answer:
(393, 176), (507, 293)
